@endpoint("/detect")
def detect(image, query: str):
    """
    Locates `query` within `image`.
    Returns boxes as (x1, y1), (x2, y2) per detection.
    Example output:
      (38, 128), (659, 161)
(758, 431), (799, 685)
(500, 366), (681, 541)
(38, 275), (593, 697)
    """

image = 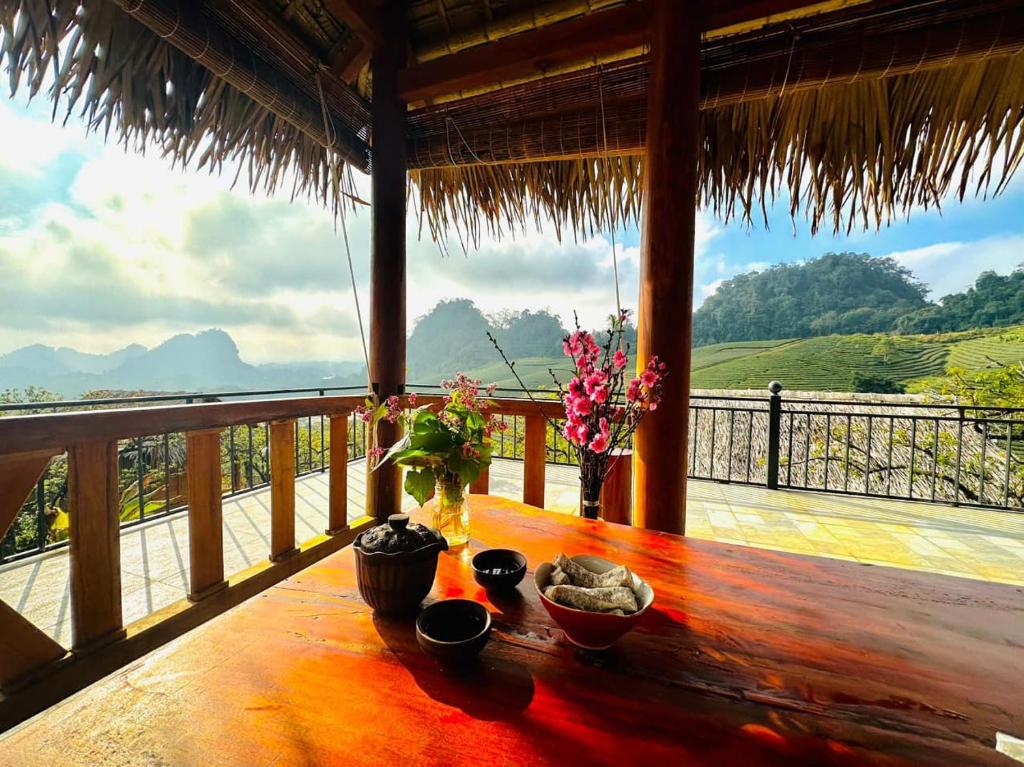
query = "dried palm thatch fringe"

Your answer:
(413, 51), (1024, 244)
(0, 0), (359, 215)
